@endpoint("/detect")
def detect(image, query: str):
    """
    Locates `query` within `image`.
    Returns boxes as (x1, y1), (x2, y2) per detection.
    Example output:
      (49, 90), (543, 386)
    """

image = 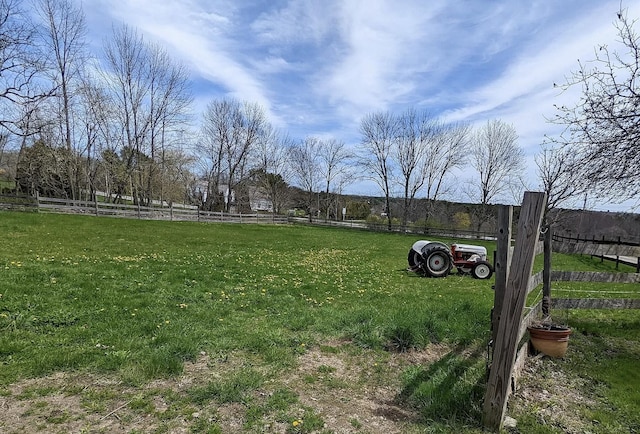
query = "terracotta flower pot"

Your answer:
(527, 324), (572, 357)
